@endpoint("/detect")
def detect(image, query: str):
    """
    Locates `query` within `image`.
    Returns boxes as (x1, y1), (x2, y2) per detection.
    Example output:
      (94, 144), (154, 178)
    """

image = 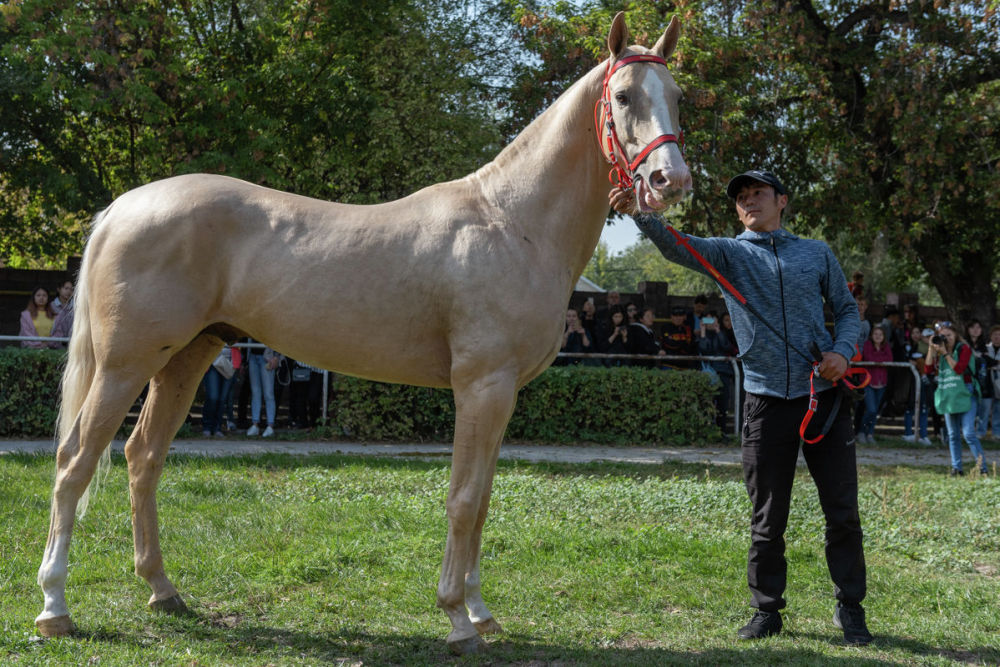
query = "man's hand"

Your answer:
(817, 352), (849, 382)
(608, 187), (636, 215)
